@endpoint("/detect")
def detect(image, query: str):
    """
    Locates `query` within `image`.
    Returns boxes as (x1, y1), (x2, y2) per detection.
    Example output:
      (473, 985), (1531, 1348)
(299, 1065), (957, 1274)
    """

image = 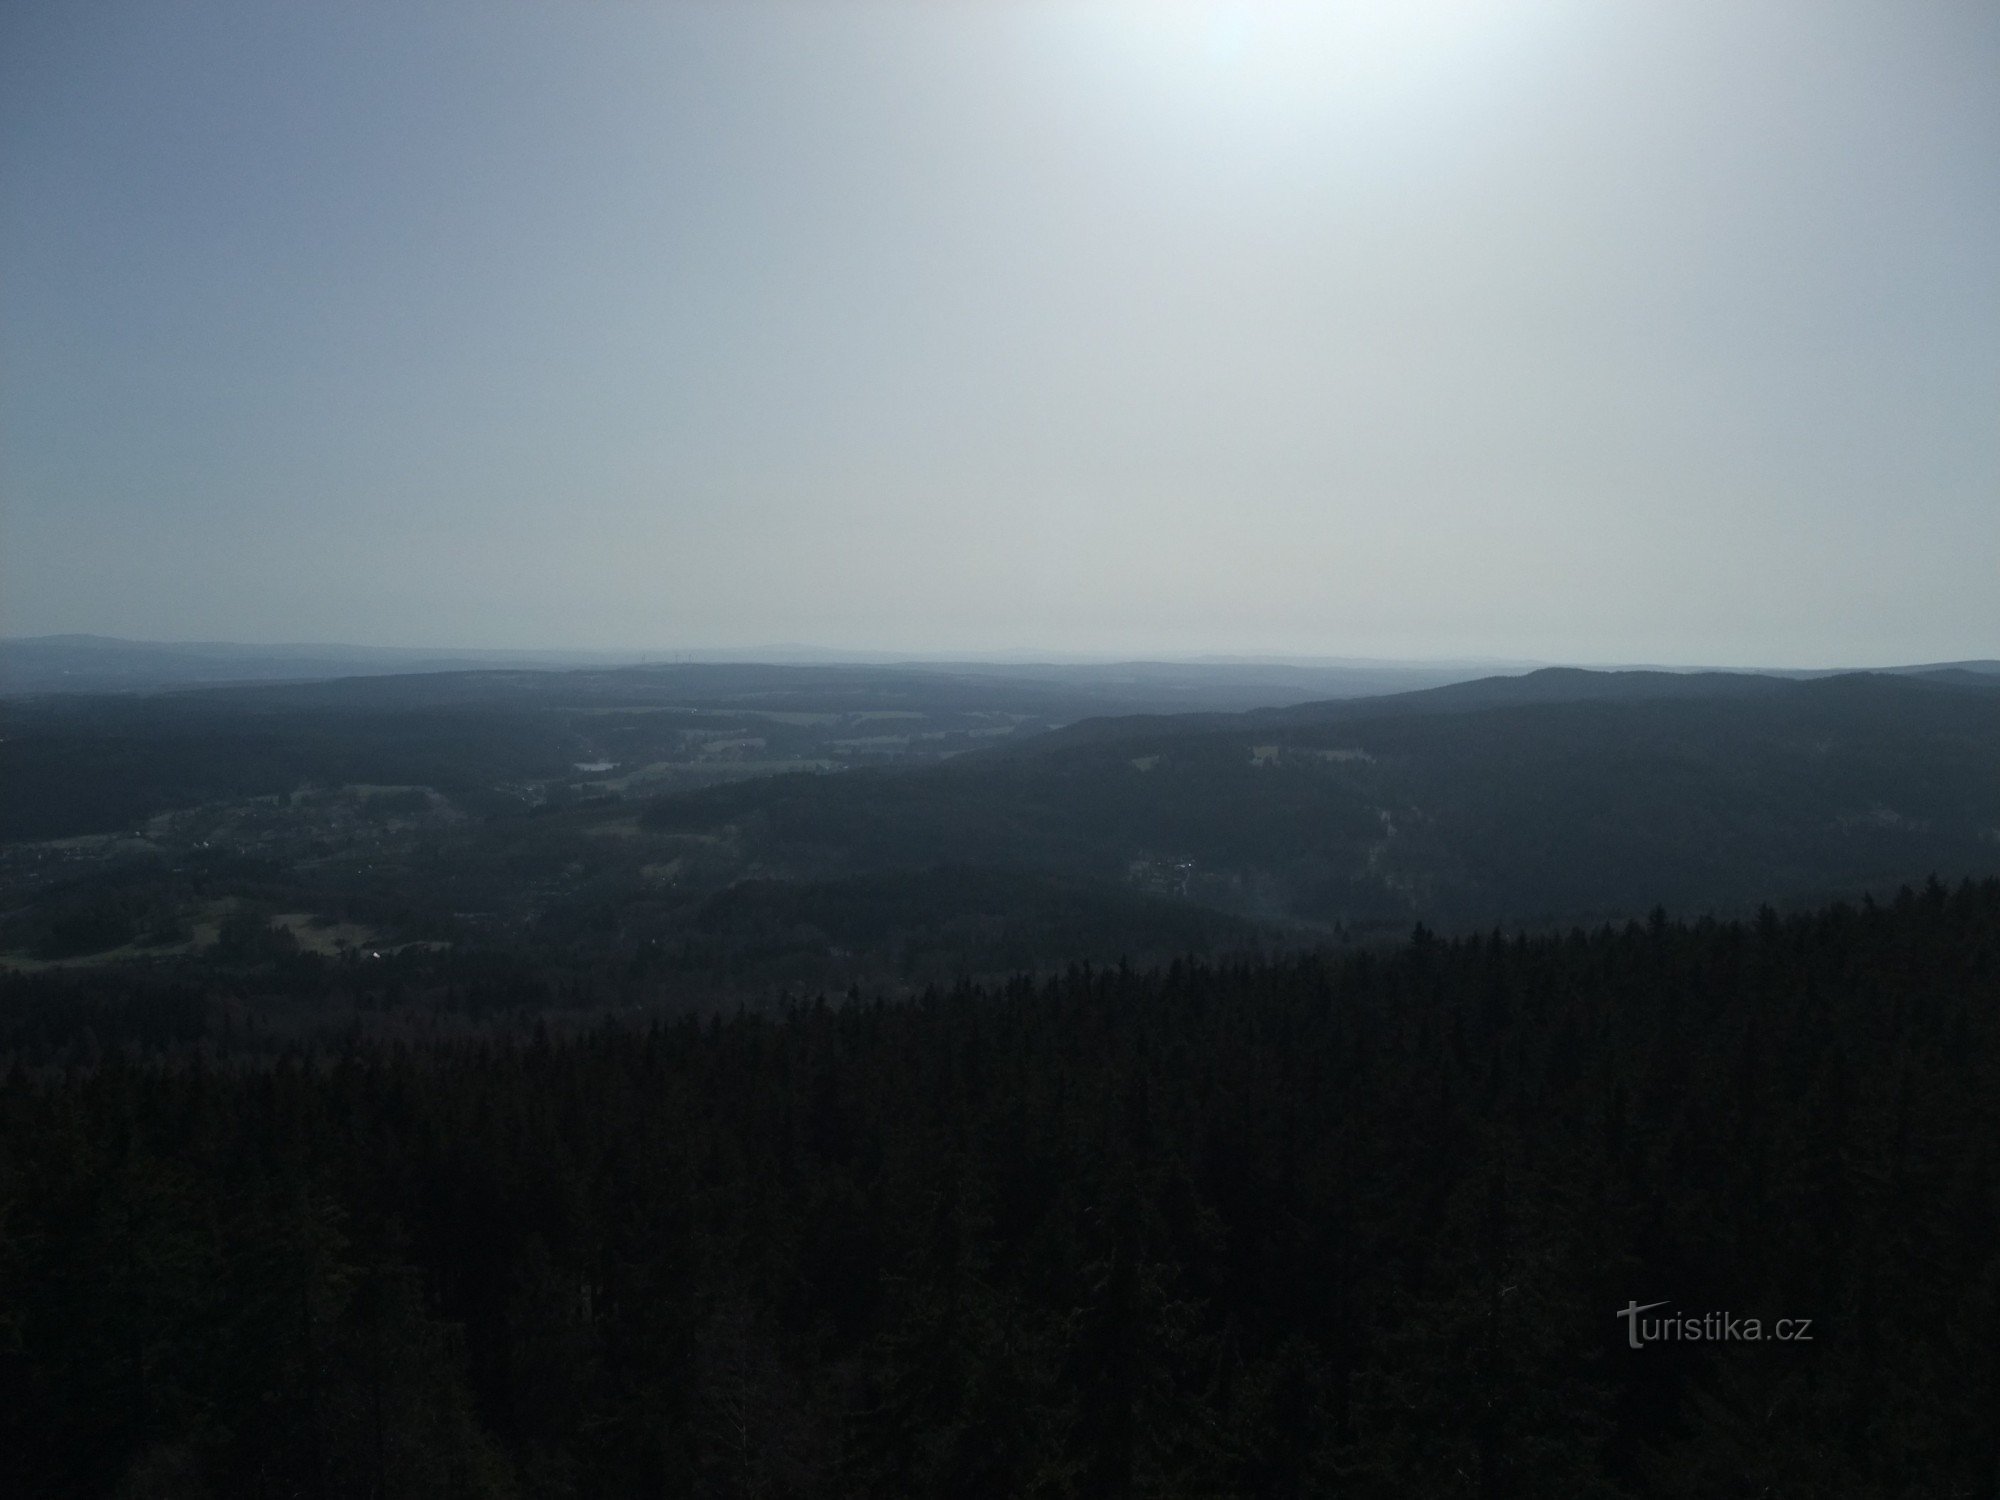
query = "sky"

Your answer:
(2, 0), (1995, 667)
